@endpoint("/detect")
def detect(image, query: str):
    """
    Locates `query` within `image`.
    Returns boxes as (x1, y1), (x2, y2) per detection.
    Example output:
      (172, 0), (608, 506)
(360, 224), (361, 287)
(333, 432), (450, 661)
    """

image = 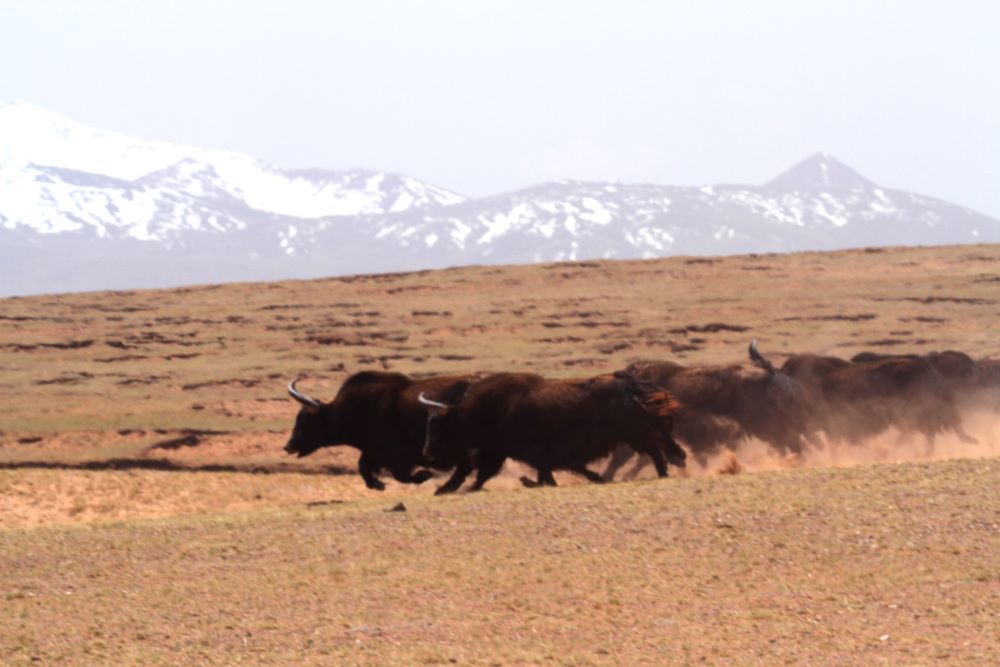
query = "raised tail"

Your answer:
(748, 338), (777, 375)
